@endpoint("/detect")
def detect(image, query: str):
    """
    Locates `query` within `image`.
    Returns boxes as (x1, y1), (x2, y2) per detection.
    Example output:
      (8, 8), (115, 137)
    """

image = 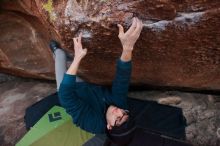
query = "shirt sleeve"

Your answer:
(61, 73), (77, 86)
(110, 59), (132, 109)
